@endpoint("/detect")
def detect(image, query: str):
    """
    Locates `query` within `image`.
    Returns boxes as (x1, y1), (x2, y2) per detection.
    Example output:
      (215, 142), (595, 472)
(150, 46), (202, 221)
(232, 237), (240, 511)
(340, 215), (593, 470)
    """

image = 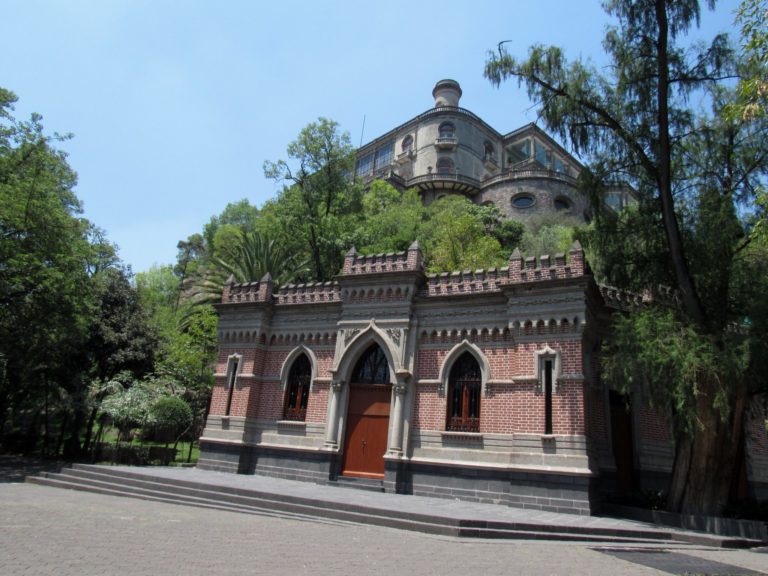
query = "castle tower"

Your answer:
(432, 79), (462, 107)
